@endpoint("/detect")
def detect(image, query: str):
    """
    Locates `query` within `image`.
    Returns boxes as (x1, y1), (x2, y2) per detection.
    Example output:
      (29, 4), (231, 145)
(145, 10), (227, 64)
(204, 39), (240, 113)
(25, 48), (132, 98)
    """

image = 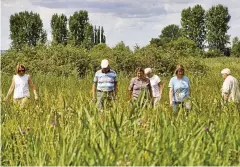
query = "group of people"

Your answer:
(91, 59), (240, 111)
(3, 60), (240, 112)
